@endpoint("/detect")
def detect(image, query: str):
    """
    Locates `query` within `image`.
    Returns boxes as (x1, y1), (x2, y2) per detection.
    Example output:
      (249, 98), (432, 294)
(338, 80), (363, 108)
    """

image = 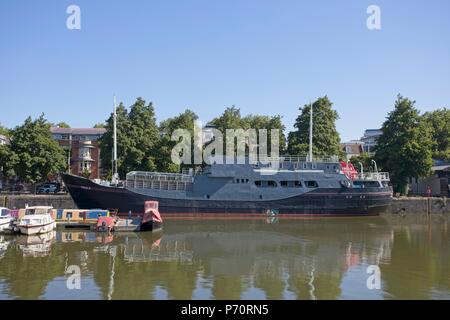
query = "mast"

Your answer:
(309, 100), (313, 162)
(112, 95), (118, 184)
